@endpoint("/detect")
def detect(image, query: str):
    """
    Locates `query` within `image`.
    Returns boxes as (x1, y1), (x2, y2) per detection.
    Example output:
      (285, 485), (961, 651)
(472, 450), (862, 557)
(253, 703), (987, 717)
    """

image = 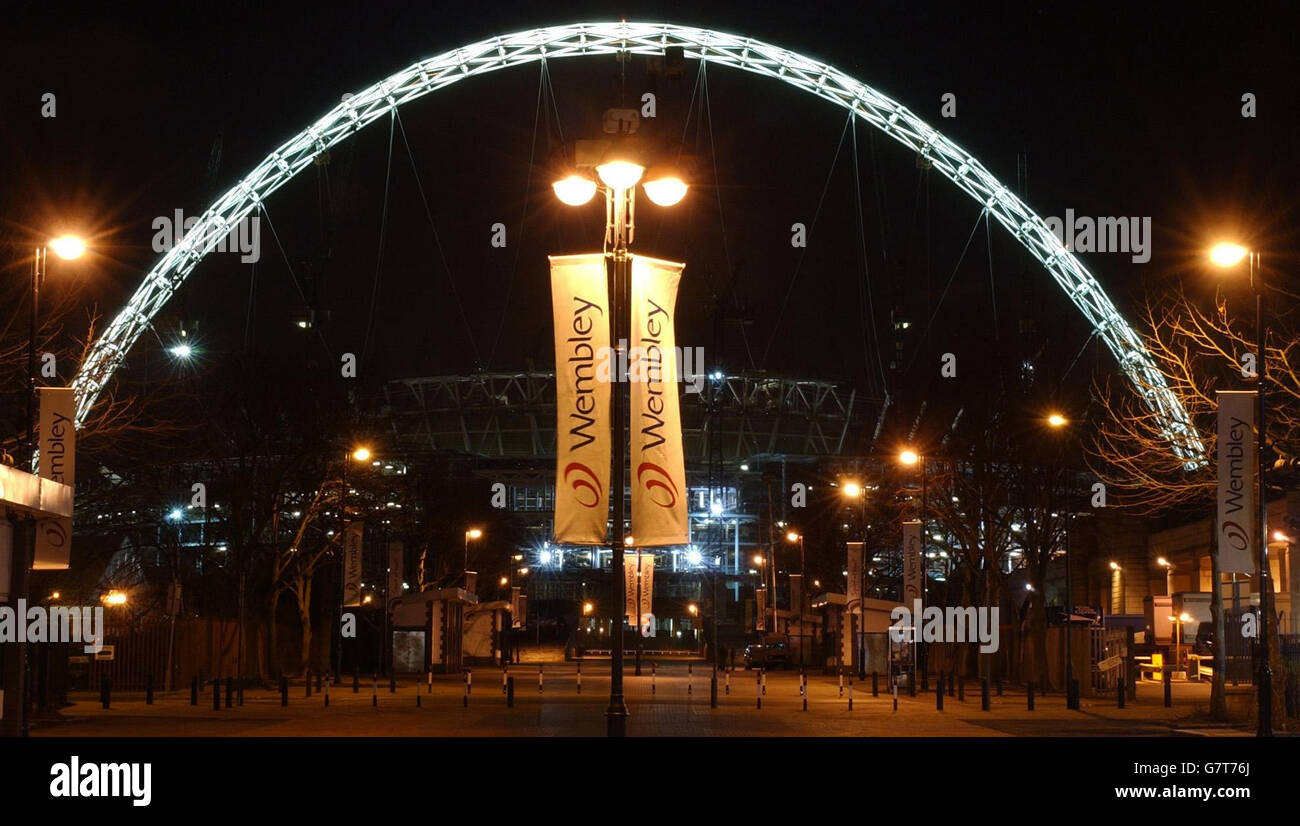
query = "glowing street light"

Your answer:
(595, 160), (645, 190)
(898, 449), (919, 466)
(642, 167), (689, 207)
(1209, 242), (1248, 268)
(552, 174), (598, 206)
(351, 446), (372, 463)
(1157, 556), (1175, 595)
(1047, 412), (1068, 428)
(49, 235), (87, 260)
(103, 591), (127, 606)
(841, 481), (862, 498)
